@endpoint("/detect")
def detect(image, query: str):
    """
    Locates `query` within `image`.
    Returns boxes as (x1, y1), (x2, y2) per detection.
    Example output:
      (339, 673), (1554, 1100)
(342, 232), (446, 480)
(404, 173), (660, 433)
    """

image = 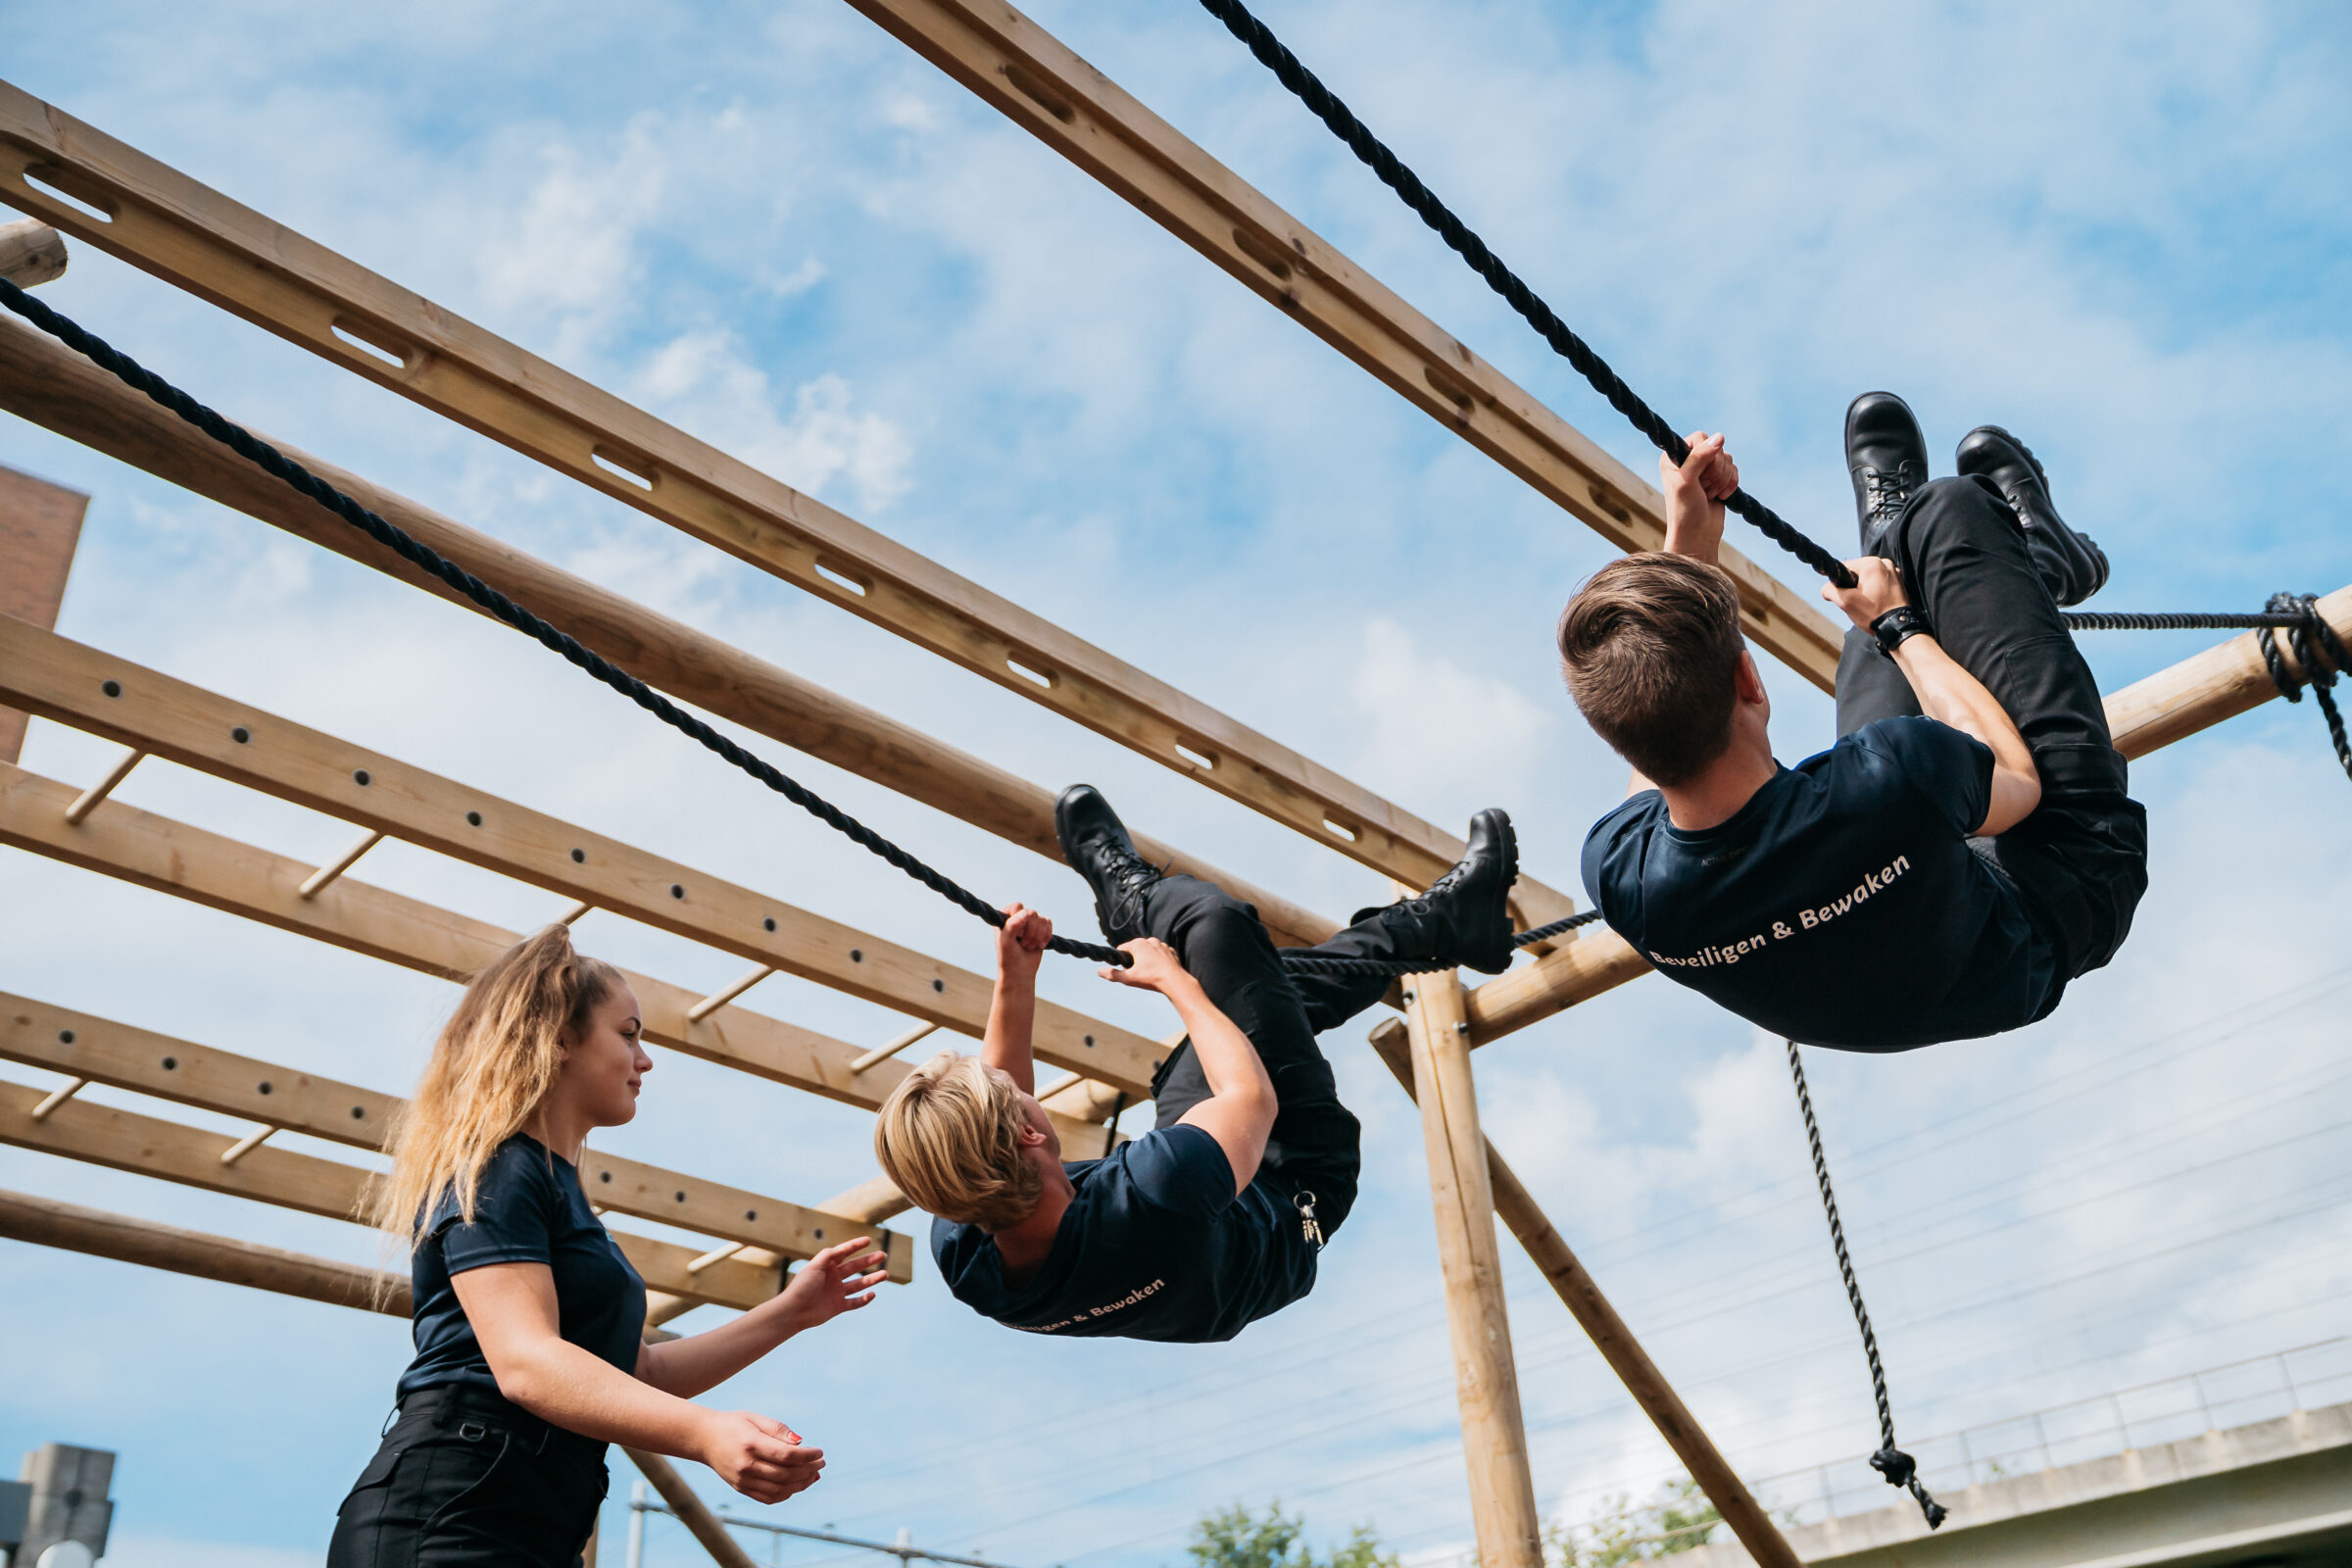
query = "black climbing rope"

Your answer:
(1192, 0), (1854, 588)
(0, 276), (1128, 971)
(1786, 1040), (1947, 1530)
(1277, 906), (1602, 978)
(2254, 593), (2352, 782)
(1196, 0), (2350, 789)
